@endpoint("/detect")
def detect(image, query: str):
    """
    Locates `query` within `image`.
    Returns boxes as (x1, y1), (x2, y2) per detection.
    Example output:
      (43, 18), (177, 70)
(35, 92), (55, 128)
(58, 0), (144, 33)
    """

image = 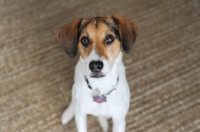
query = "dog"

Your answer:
(56, 15), (137, 132)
